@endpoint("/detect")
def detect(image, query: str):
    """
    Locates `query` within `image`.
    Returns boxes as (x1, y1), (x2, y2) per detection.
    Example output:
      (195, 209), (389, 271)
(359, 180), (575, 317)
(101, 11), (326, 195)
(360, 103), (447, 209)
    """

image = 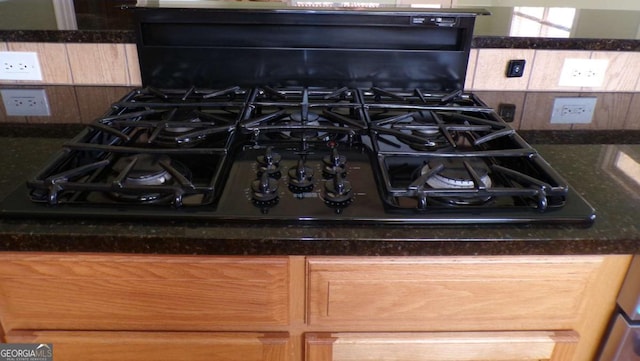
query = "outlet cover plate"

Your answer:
(558, 58), (608, 87)
(1, 89), (51, 116)
(550, 97), (597, 124)
(0, 51), (43, 81)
